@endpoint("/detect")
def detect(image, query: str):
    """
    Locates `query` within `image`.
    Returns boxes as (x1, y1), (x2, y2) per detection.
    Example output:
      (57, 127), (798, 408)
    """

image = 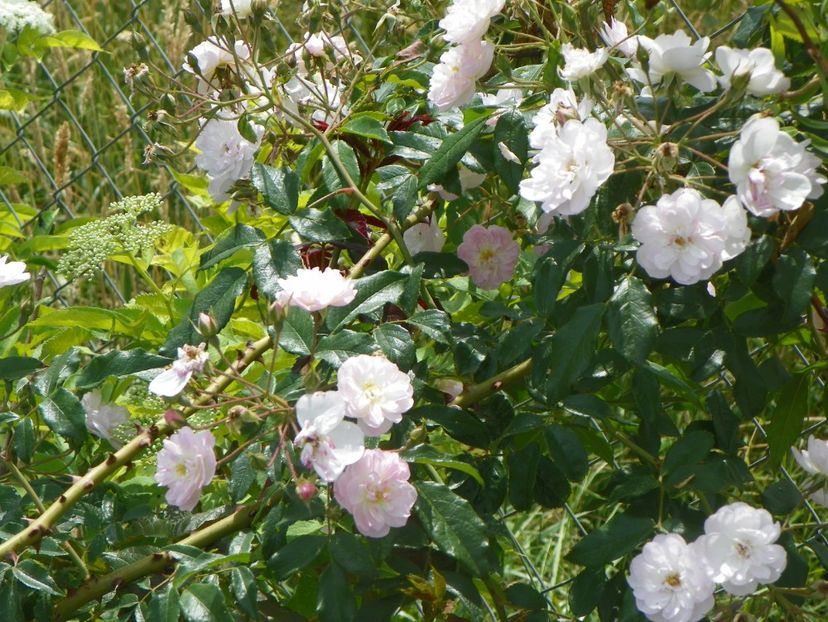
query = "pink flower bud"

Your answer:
(296, 479), (317, 501)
